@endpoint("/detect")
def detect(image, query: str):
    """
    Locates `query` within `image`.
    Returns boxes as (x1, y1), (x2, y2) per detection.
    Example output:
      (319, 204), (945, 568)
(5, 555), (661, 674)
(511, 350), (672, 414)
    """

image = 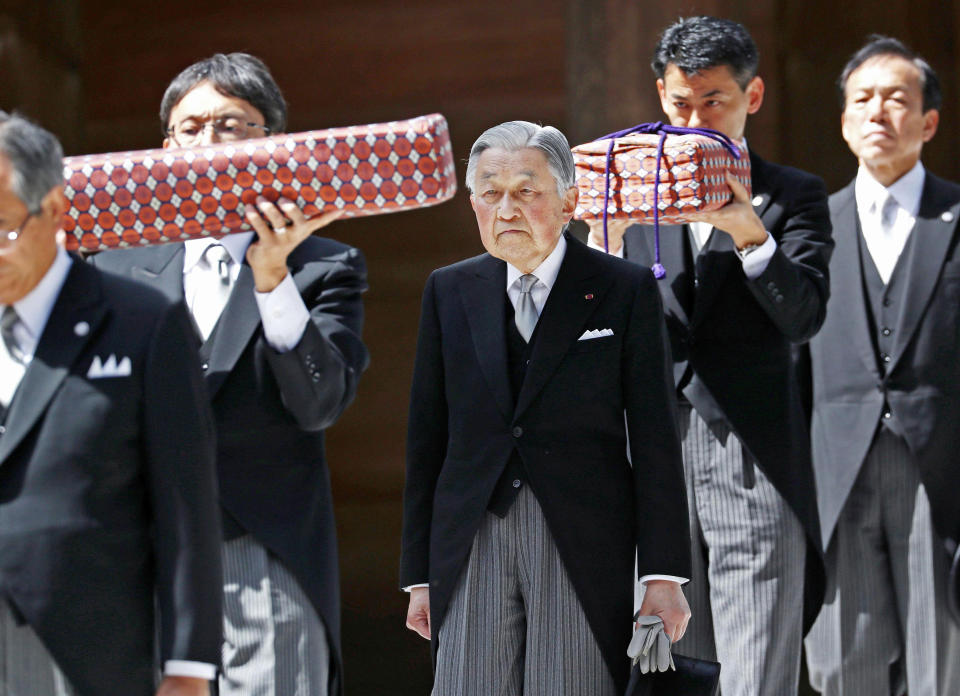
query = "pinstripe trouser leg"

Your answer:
(219, 535), (330, 696)
(433, 485), (617, 696)
(675, 405), (805, 696)
(0, 600), (76, 696)
(804, 428), (960, 696)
